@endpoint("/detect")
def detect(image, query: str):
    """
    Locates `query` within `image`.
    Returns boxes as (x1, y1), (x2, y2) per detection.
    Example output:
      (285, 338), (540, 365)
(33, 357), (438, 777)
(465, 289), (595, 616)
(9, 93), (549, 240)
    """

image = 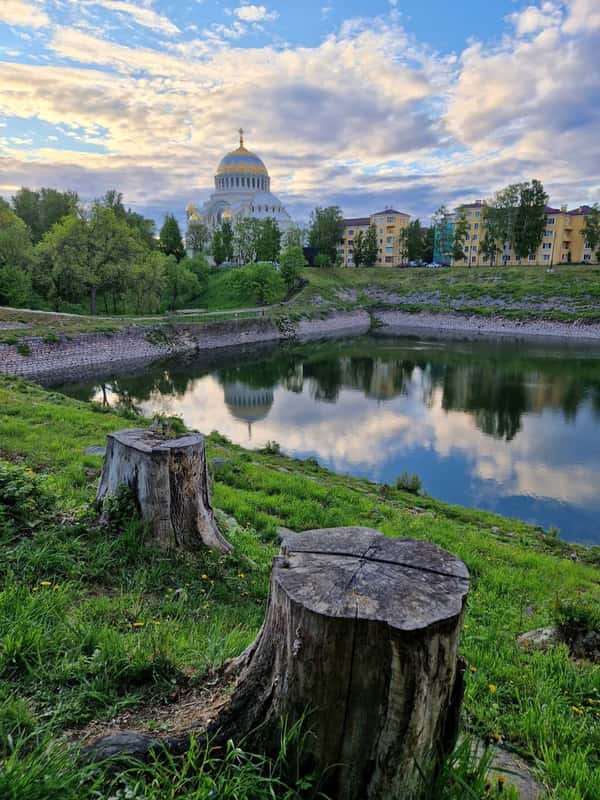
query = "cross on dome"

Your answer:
(239, 127), (244, 147)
